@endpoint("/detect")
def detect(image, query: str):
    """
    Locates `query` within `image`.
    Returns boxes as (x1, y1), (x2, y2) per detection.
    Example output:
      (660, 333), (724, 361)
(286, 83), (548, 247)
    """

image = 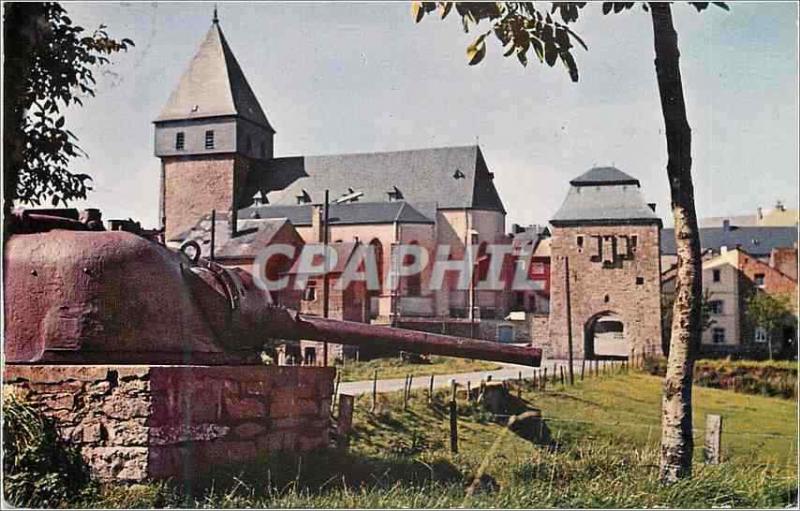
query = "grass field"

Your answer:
(335, 355), (501, 382)
(76, 370), (798, 508)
